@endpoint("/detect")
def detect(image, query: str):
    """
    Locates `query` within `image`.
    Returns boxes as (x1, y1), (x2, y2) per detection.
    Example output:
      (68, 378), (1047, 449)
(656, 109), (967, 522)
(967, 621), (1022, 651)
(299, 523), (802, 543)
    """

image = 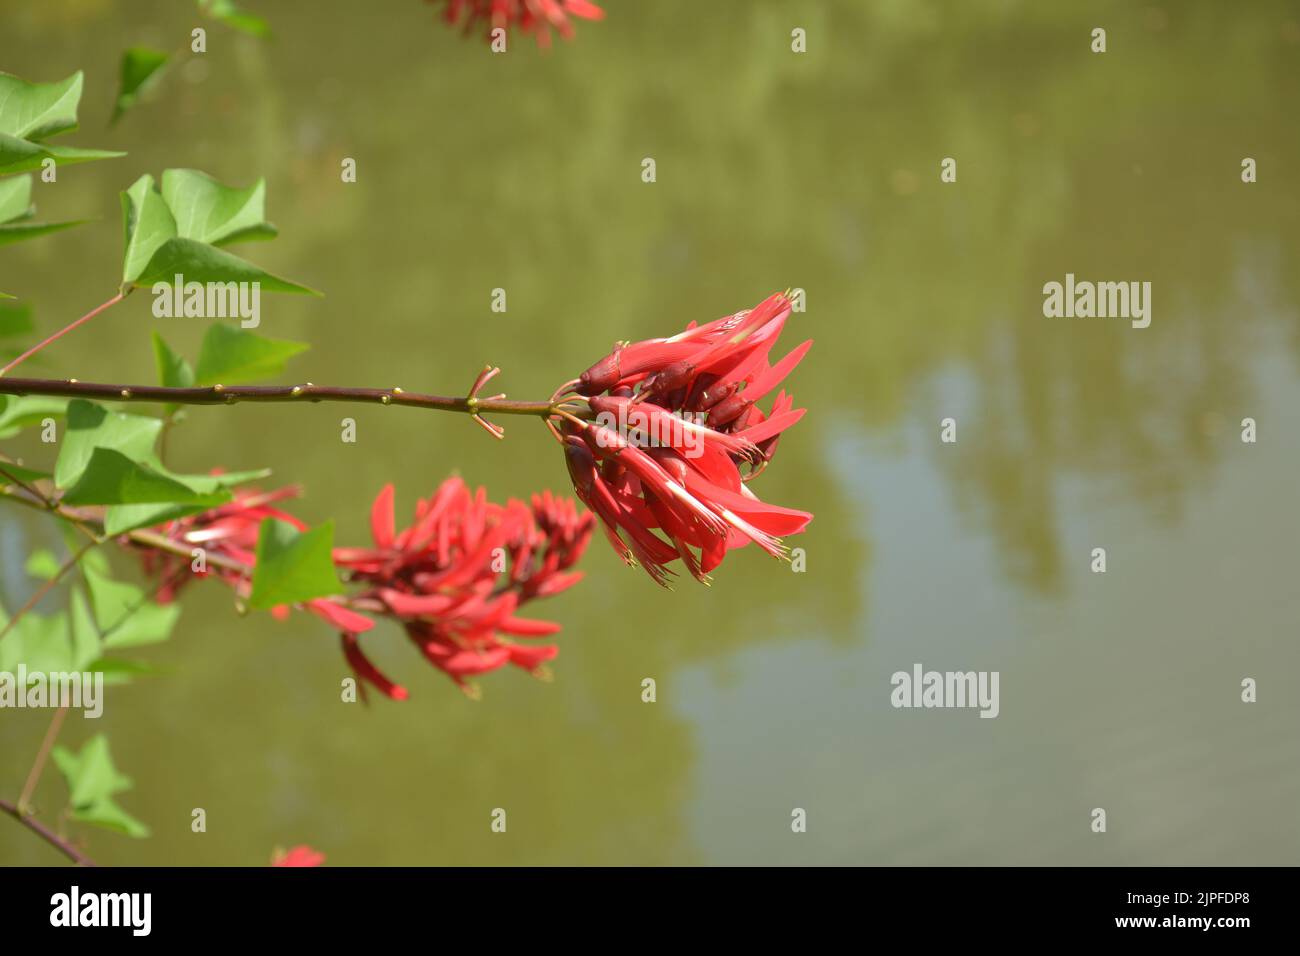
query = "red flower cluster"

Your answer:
(271, 845), (325, 867)
(430, 0), (604, 46)
(136, 484), (371, 636)
(135, 477), (592, 699)
(334, 477), (593, 698)
(556, 291), (813, 586)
